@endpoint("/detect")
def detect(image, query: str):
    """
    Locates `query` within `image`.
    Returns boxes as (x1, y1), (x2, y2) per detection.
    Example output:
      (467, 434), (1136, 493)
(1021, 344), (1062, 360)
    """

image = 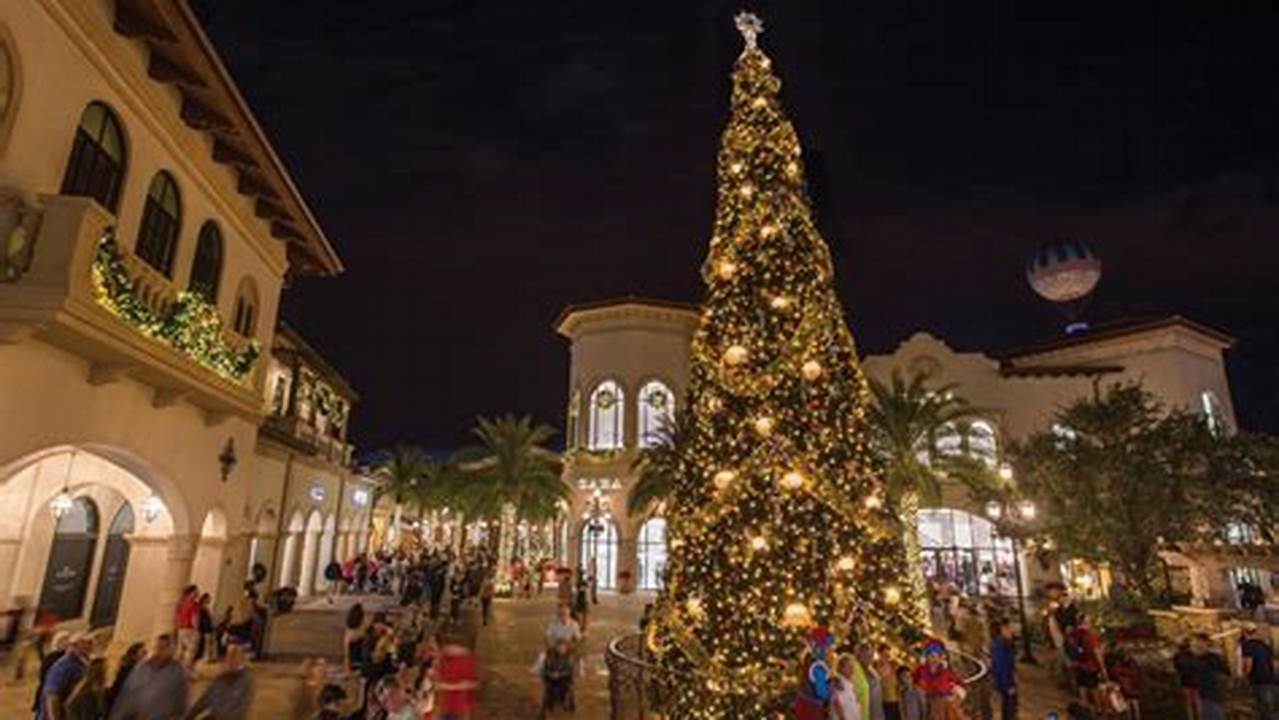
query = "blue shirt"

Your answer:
(991, 636), (1016, 692)
(37, 651), (86, 720)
